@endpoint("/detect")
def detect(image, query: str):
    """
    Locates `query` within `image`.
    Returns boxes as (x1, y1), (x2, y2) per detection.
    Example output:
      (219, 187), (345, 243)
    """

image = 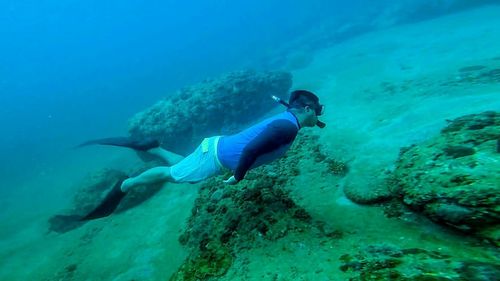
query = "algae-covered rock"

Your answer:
(340, 243), (499, 281)
(172, 167), (312, 280)
(169, 243), (233, 281)
(391, 111), (500, 245)
(128, 70), (292, 154)
(343, 163), (392, 204)
(172, 133), (346, 280)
